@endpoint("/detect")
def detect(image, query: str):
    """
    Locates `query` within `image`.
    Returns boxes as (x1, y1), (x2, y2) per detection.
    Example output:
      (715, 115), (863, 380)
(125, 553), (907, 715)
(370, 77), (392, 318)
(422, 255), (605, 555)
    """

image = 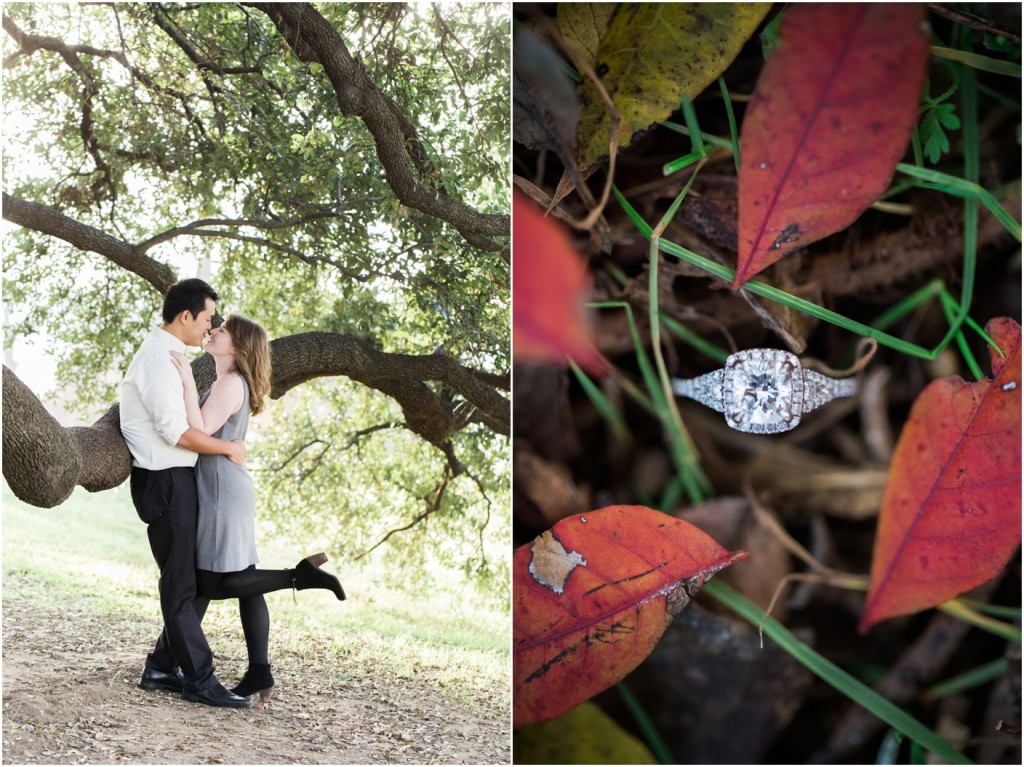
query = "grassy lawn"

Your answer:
(2, 482), (510, 702)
